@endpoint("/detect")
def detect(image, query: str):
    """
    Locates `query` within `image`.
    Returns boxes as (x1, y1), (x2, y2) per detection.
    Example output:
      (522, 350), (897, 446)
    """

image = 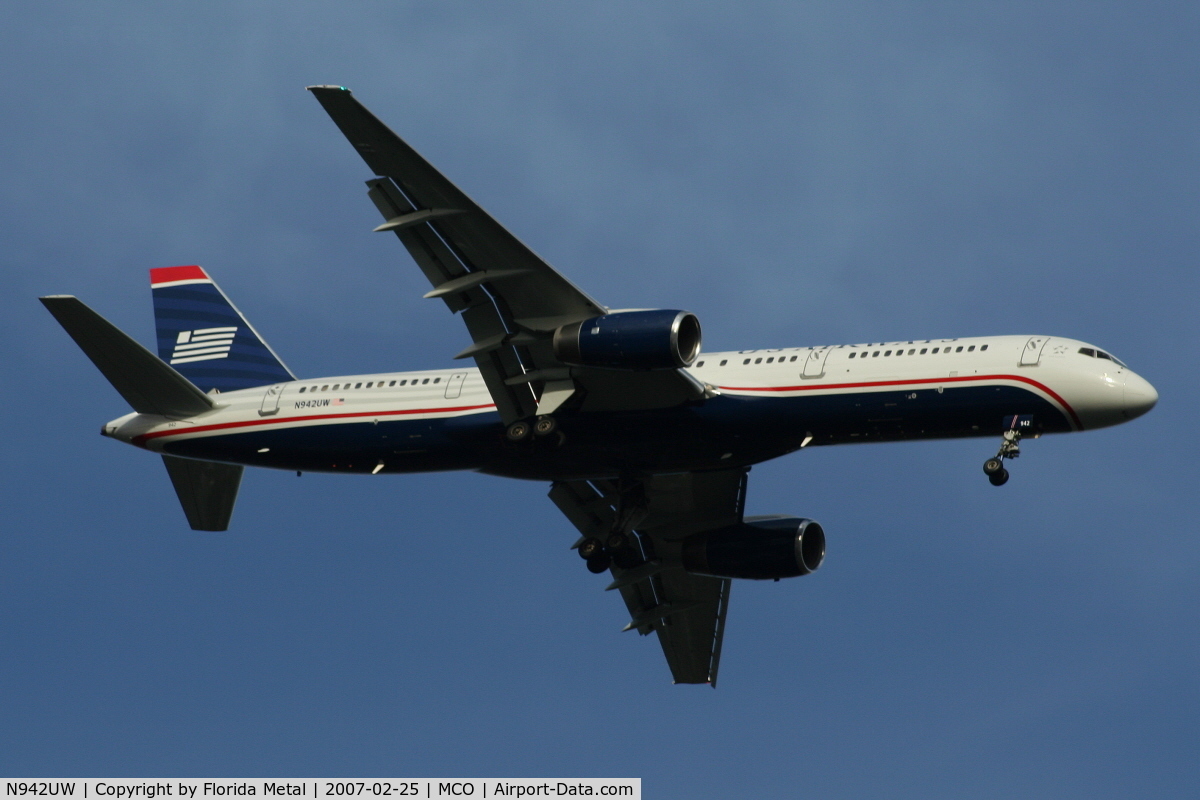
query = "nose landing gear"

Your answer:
(983, 422), (1026, 486)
